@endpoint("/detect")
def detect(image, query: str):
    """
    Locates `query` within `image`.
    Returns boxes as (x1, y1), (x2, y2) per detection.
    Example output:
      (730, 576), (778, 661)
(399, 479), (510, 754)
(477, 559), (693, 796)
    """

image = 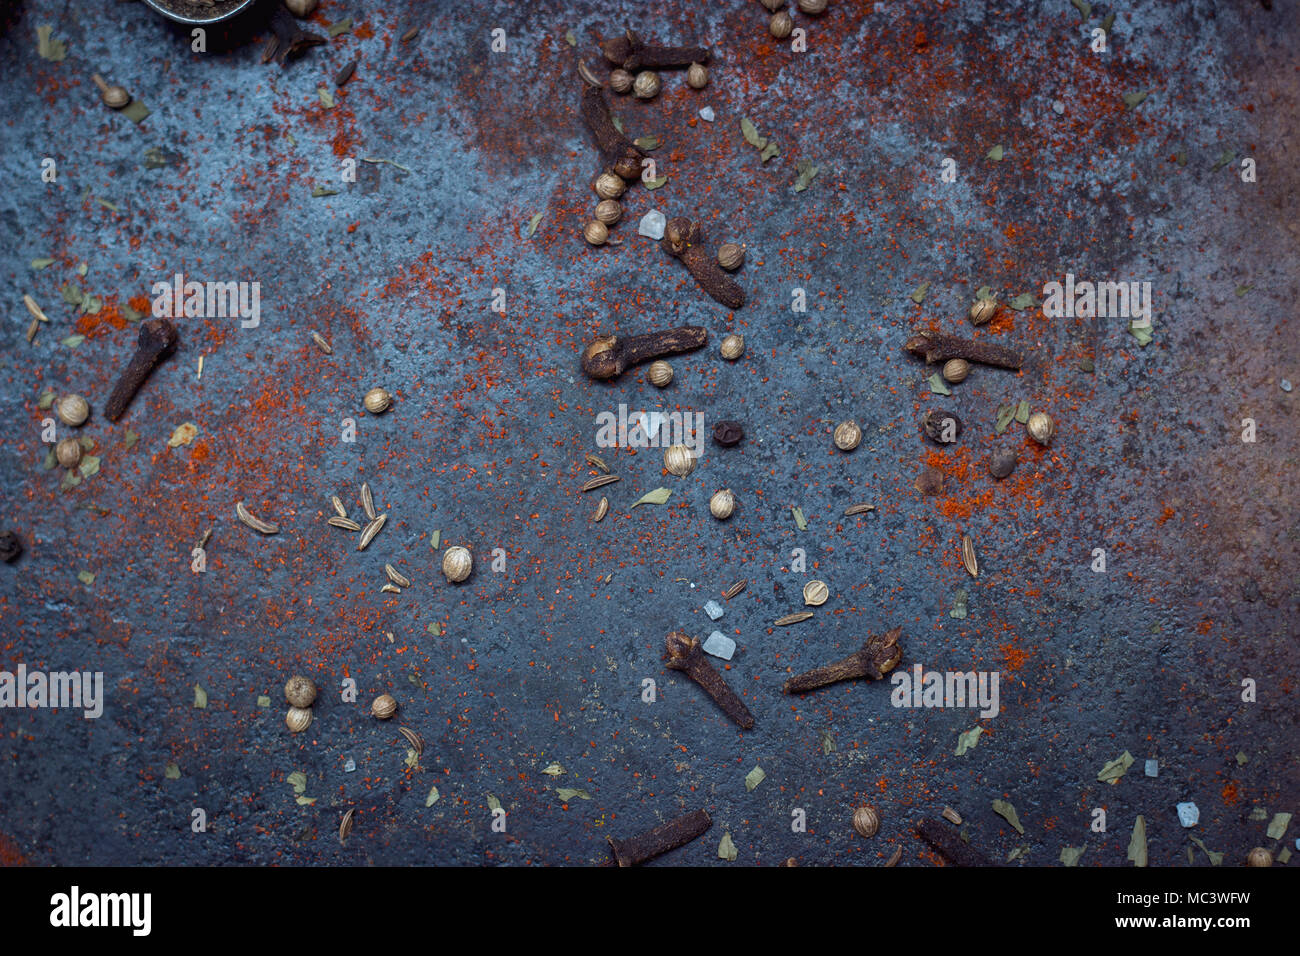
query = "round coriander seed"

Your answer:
(770, 11), (794, 39)
(371, 694), (397, 720)
(760, 0), (784, 9)
(717, 242), (745, 271)
(594, 171), (626, 200)
(647, 360), (673, 387)
(595, 198), (622, 225)
(1246, 847), (1273, 867)
(285, 706), (313, 733)
(633, 71), (661, 100)
(583, 220), (609, 246)
(687, 62), (708, 89)
(363, 387), (392, 414)
(833, 420), (862, 451)
(609, 68), (634, 94)
(664, 443), (696, 477)
(942, 358), (970, 383)
(1027, 411), (1055, 446)
(970, 297), (997, 326)
(709, 488), (735, 520)
(720, 334), (745, 360)
(442, 546), (473, 583)
(285, 675), (317, 709)
(55, 437), (83, 469)
(285, 0), (318, 16)
(56, 394), (90, 427)
(799, 0), (829, 13)
(852, 806), (880, 838)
